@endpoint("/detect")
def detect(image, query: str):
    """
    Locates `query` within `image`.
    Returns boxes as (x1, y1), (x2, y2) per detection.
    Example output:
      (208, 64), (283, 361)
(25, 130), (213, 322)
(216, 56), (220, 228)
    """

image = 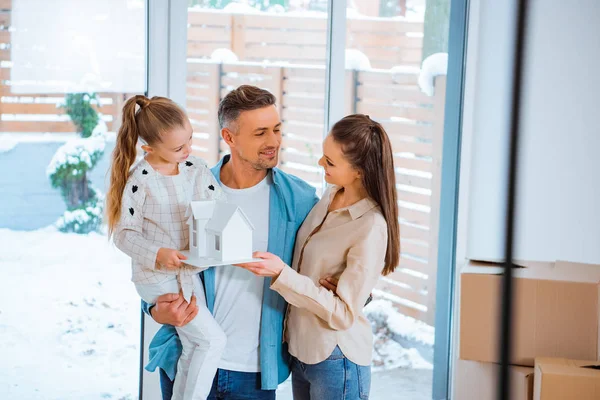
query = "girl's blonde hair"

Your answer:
(106, 95), (188, 236)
